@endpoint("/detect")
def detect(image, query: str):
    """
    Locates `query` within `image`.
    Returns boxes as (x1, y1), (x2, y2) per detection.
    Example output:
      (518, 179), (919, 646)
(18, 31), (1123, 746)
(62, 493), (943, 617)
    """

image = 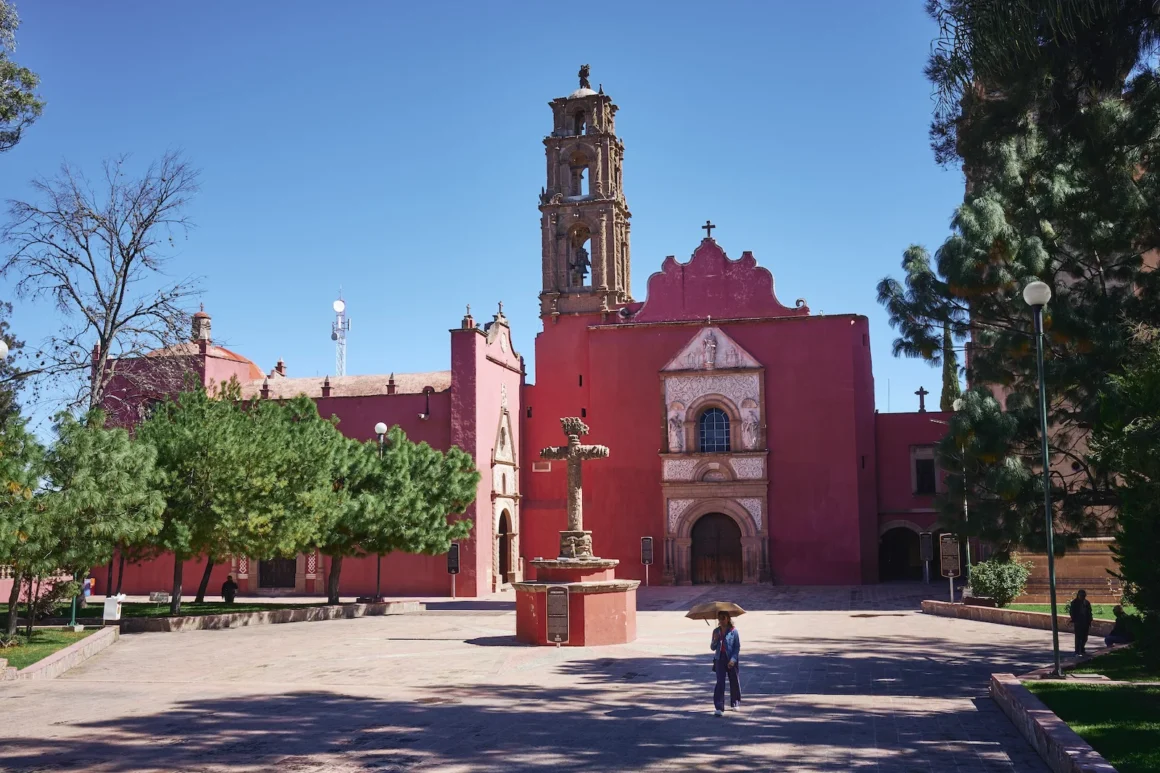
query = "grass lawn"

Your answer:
(1008, 603), (1136, 621)
(0, 600), (325, 624)
(0, 629), (95, 670)
(1026, 682), (1160, 773)
(1072, 647), (1160, 682)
